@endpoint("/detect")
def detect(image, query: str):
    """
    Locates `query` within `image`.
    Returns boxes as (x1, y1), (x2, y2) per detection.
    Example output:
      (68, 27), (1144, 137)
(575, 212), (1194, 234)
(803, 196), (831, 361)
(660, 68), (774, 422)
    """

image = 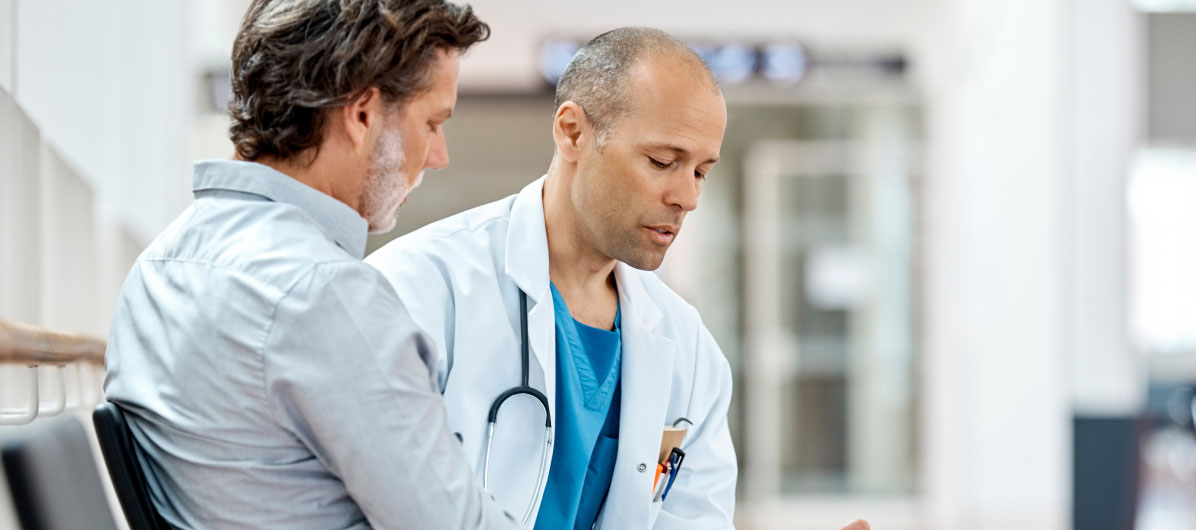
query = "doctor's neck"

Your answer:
(542, 168), (618, 298)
